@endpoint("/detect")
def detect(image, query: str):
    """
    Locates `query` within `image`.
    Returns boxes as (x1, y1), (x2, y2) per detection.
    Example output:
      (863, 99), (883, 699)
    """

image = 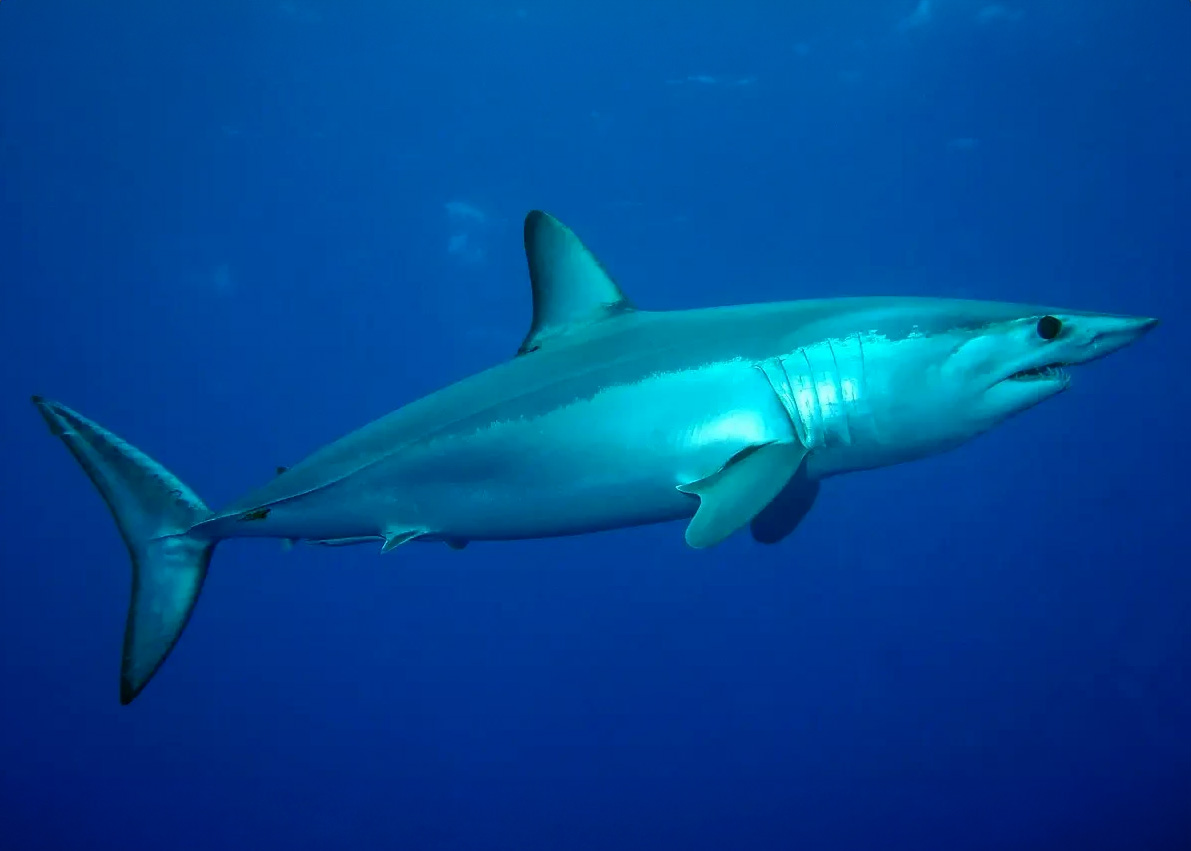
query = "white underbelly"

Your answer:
(357, 359), (797, 541)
